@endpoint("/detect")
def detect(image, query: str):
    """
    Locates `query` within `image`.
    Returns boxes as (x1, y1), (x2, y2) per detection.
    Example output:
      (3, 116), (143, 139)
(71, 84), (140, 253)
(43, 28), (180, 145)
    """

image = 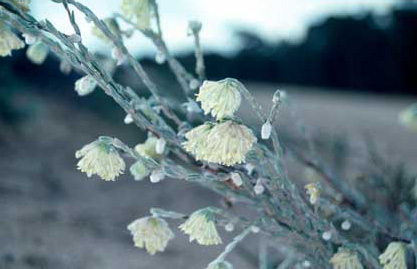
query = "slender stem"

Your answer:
(115, 13), (194, 97)
(209, 226), (252, 265)
(190, 23), (206, 80)
(65, 0), (182, 126)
